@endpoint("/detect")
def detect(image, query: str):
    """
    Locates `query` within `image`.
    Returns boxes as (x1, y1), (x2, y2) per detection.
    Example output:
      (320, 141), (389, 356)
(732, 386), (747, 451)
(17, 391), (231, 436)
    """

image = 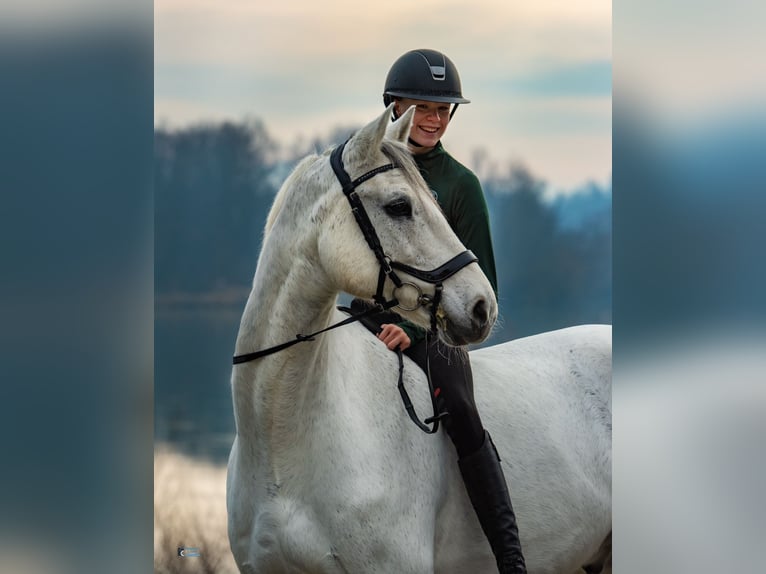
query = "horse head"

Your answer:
(316, 104), (497, 345)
